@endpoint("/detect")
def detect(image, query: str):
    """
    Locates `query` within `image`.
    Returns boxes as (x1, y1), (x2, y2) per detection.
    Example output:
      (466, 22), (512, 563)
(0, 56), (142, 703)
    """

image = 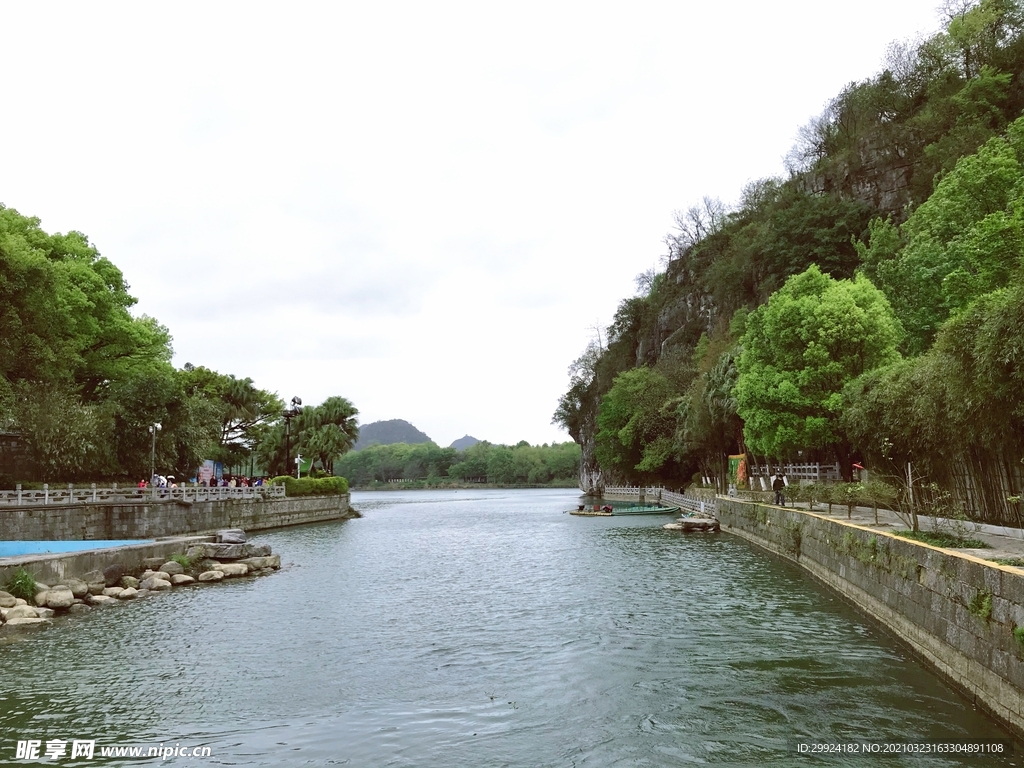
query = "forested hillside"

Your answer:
(352, 419), (432, 450)
(555, 0), (1024, 523)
